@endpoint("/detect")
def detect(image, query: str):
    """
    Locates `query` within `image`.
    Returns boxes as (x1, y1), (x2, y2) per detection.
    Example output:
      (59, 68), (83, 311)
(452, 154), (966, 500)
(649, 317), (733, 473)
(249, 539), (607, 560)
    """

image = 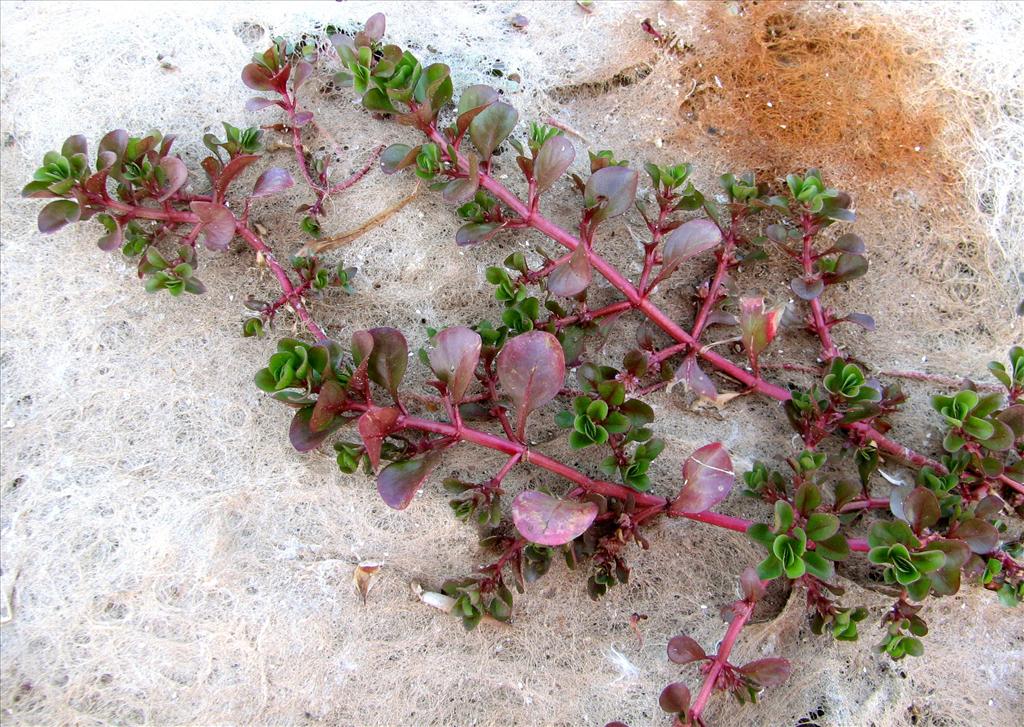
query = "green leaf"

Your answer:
(469, 101), (518, 159)
(805, 512), (839, 542)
